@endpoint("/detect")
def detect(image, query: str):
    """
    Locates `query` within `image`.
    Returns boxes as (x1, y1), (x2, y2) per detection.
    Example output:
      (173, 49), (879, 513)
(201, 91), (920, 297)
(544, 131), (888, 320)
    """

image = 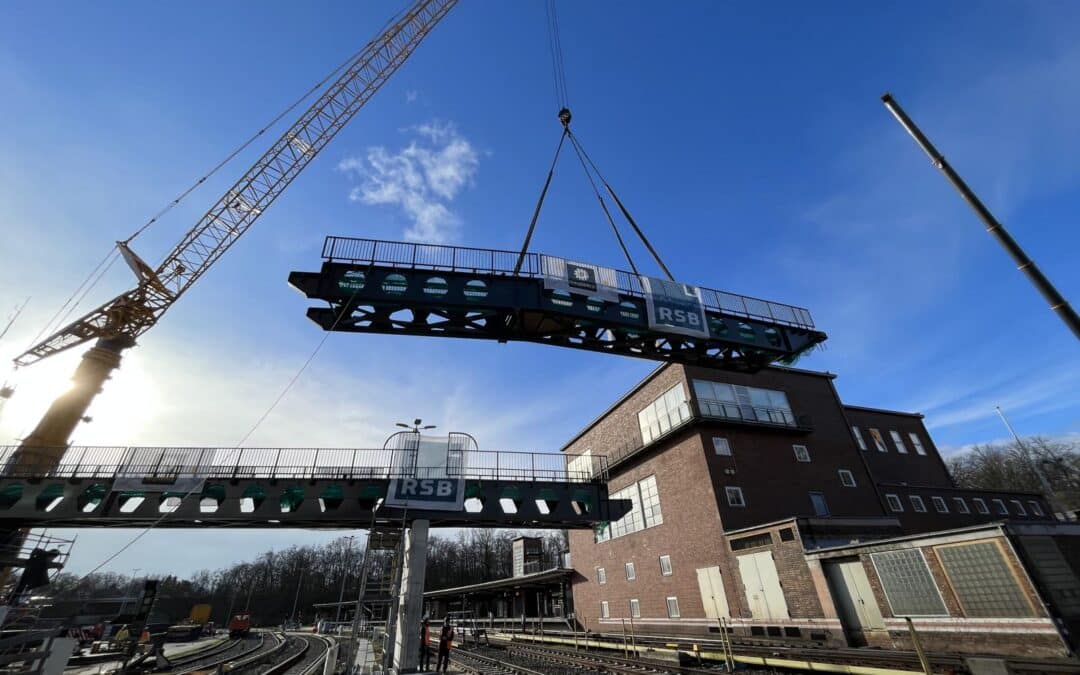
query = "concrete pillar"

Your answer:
(393, 520), (429, 673)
